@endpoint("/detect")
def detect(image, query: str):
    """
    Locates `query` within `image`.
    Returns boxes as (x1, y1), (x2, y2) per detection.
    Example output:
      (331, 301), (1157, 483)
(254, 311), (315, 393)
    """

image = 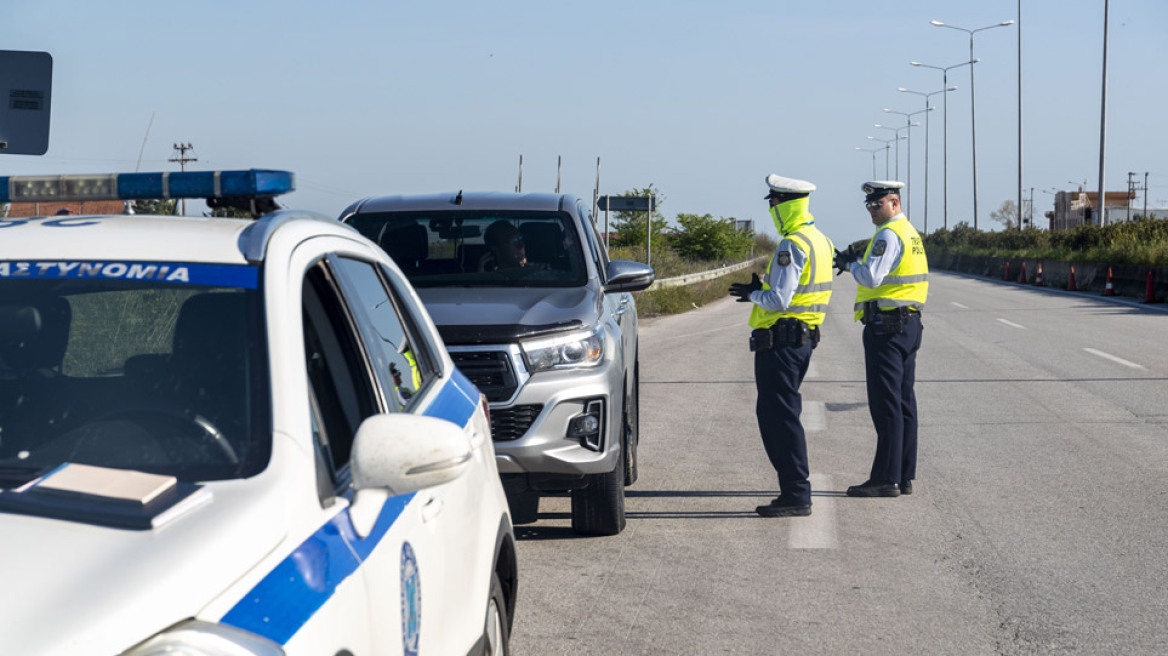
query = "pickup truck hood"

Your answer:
(419, 286), (599, 344)
(0, 469), (292, 655)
